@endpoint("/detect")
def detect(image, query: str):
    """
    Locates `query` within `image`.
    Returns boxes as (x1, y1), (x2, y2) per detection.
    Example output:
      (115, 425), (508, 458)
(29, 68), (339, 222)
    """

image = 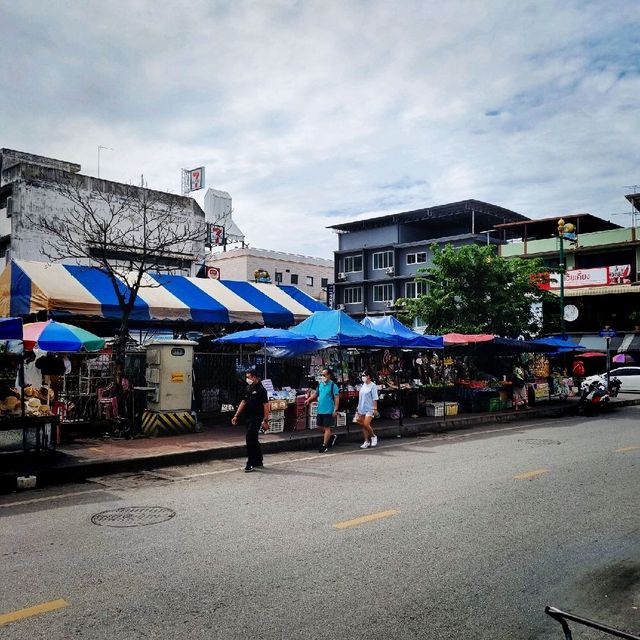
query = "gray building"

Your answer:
(328, 199), (528, 317)
(0, 149), (206, 275)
